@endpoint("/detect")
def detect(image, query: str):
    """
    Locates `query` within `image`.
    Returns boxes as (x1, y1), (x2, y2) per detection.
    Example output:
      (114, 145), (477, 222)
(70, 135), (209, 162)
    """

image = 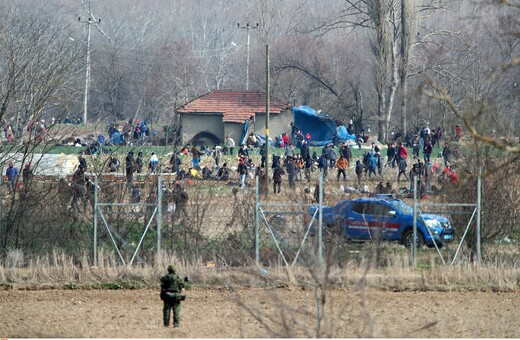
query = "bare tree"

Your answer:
(398, 0), (417, 138)
(0, 3), (85, 128)
(421, 0), (519, 152)
(0, 2), (88, 254)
